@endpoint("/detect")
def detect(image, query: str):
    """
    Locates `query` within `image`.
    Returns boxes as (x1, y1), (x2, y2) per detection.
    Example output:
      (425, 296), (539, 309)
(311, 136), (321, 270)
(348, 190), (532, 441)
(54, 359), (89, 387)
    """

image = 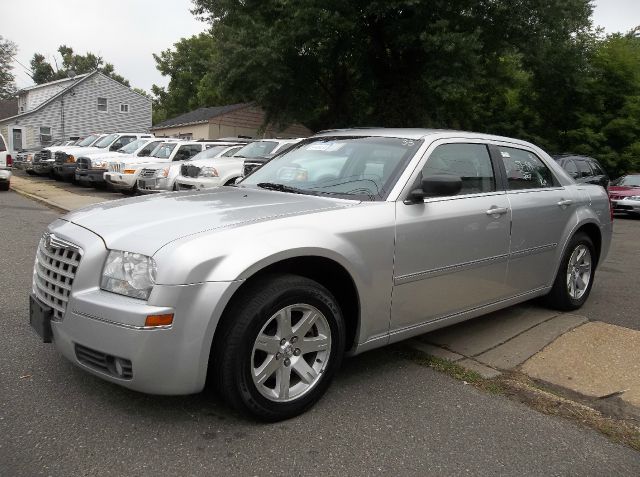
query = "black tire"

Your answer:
(26, 170), (37, 176)
(0, 182), (9, 191)
(210, 274), (345, 421)
(544, 232), (595, 311)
